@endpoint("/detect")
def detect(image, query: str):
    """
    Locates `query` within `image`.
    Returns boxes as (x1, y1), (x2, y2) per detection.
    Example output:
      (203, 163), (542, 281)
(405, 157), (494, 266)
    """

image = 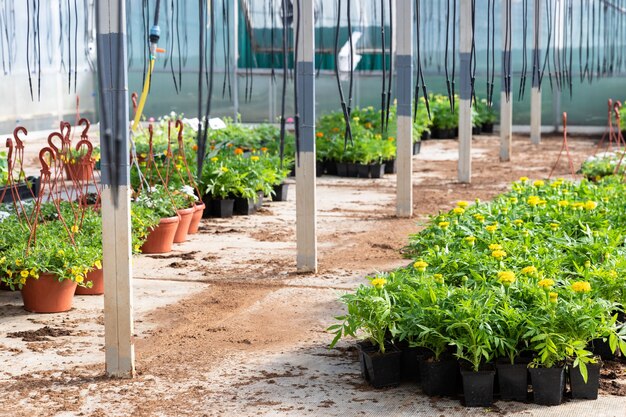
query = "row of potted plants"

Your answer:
(330, 175), (626, 406)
